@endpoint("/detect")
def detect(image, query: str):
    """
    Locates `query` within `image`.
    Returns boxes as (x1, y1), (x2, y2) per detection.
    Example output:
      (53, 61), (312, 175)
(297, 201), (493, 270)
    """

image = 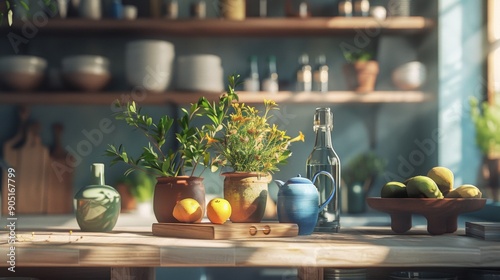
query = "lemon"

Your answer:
(172, 198), (203, 223)
(207, 198), (232, 224)
(427, 166), (454, 196)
